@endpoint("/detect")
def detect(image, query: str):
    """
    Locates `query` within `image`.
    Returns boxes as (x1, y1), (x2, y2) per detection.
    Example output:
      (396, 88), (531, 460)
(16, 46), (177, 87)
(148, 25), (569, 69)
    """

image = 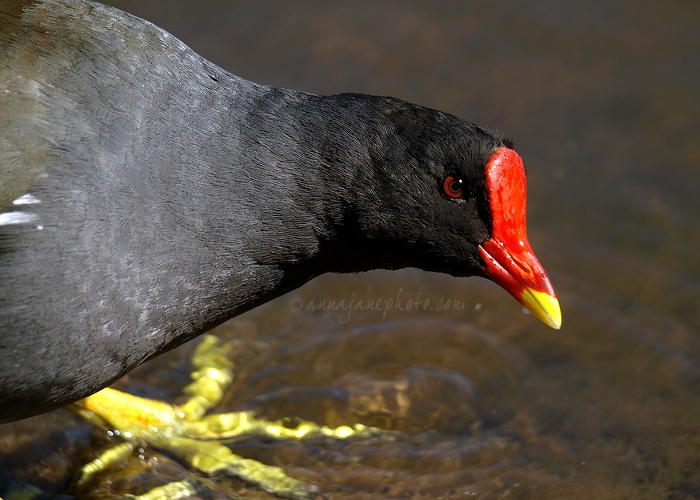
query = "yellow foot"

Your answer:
(69, 334), (378, 499)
